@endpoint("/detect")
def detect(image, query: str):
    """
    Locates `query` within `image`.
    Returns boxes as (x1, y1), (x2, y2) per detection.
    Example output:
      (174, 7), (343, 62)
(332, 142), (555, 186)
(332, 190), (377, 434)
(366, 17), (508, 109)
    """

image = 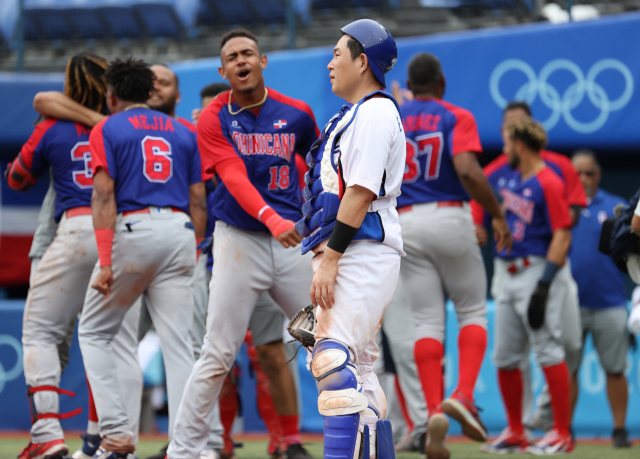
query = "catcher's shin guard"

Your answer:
(375, 420), (396, 459)
(312, 339), (368, 459)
